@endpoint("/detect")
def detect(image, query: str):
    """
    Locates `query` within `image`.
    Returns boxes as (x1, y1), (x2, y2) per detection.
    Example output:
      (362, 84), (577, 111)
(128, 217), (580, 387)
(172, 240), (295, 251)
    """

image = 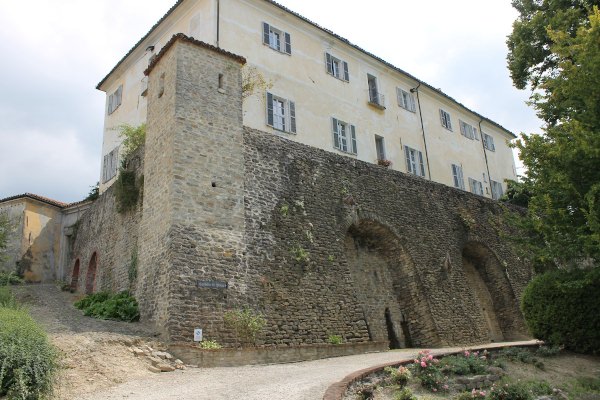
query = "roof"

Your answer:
(0, 193), (69, 209)
(97, 0), (517, 138)
(144, 34), (246, 76)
